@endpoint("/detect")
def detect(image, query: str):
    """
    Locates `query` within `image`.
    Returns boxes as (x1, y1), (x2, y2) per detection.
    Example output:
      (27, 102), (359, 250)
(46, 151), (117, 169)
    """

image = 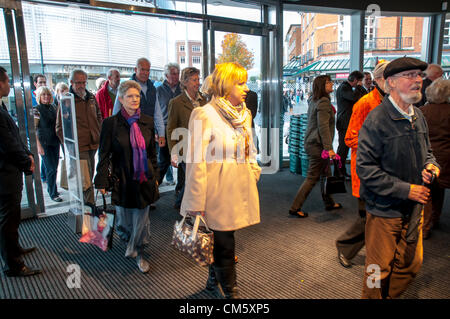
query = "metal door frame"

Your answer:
(2, 0), (45, 217)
